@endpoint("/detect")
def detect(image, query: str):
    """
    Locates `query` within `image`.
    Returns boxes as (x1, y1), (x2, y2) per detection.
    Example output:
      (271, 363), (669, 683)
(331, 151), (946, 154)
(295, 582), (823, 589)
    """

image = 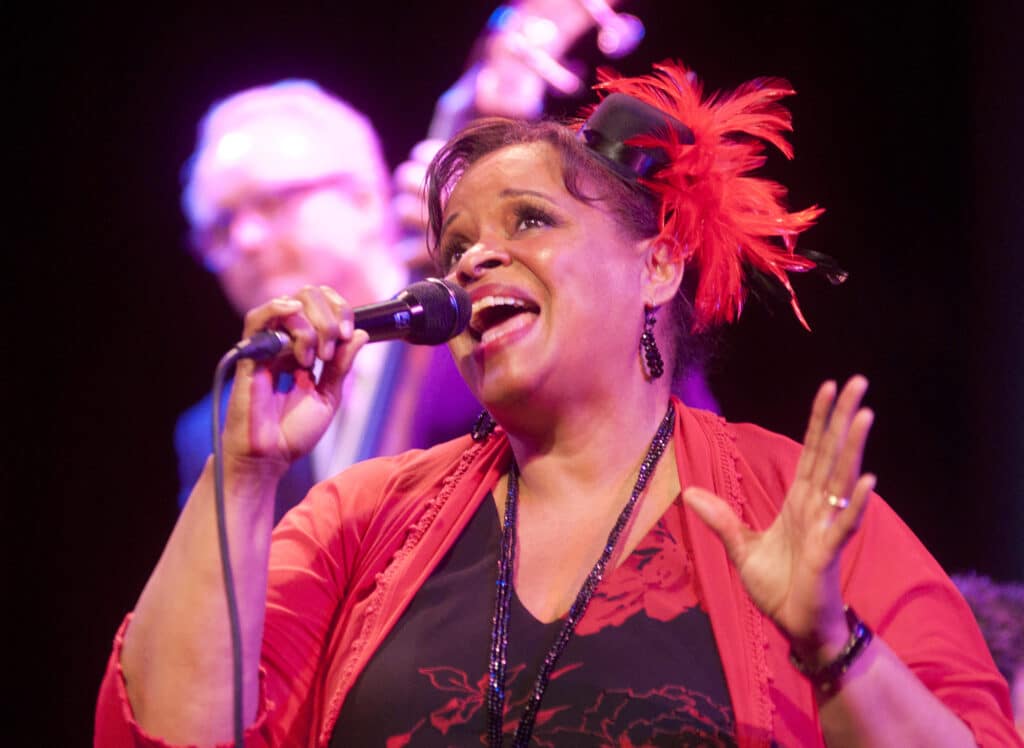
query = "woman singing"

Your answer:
(96, 62), (1020, 746)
